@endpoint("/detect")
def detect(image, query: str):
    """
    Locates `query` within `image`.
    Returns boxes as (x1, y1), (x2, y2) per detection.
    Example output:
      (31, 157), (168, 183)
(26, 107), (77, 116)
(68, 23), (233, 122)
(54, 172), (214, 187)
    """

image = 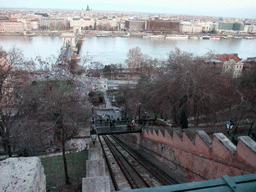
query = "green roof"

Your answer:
(120, 174), (256, 192)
